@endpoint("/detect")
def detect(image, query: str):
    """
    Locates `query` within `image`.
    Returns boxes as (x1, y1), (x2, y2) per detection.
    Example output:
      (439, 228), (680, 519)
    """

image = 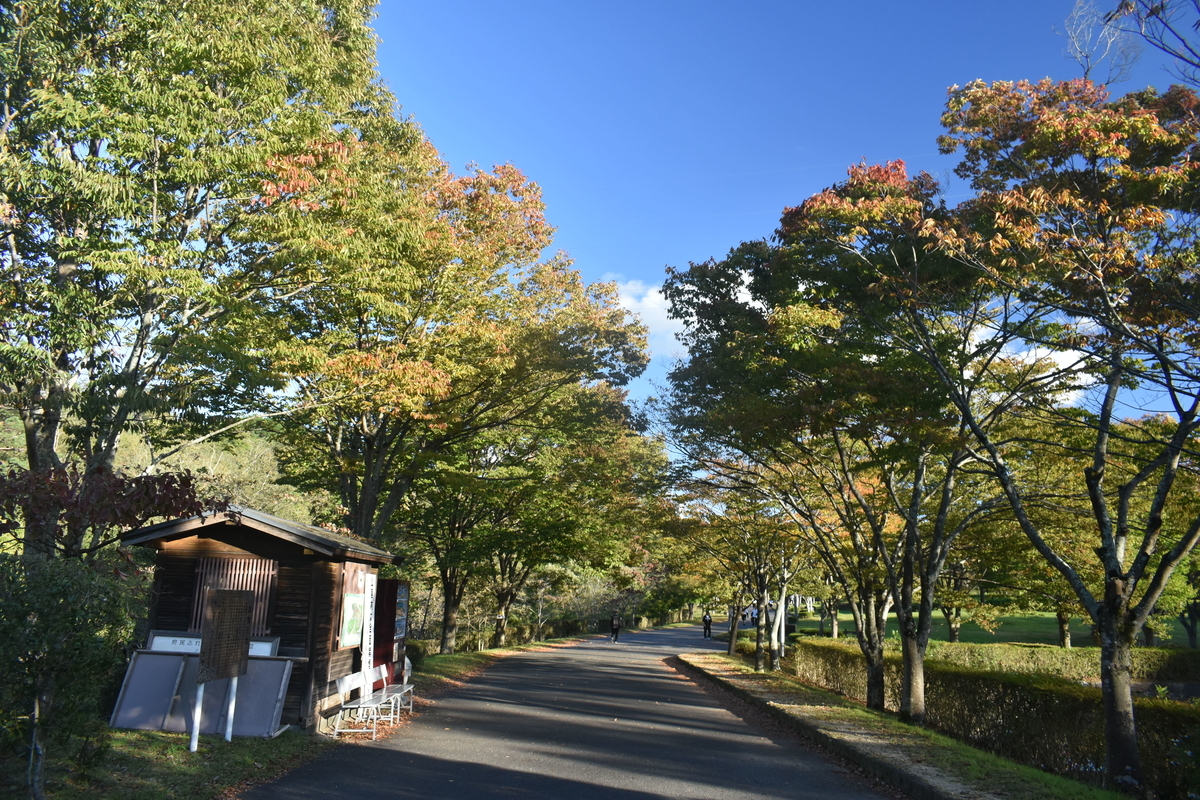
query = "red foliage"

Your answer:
(0, 466), (227, 558)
